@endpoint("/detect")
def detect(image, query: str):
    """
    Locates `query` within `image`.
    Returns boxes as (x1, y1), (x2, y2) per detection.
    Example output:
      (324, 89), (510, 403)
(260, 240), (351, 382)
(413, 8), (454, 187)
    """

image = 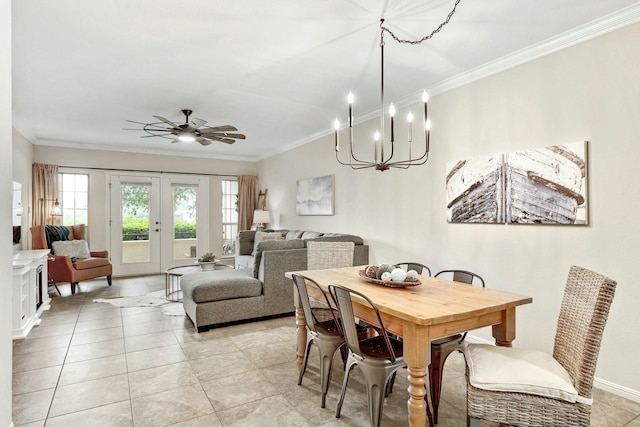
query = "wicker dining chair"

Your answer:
(464, 265), (617, 427)
(429, 269), (485, 423)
